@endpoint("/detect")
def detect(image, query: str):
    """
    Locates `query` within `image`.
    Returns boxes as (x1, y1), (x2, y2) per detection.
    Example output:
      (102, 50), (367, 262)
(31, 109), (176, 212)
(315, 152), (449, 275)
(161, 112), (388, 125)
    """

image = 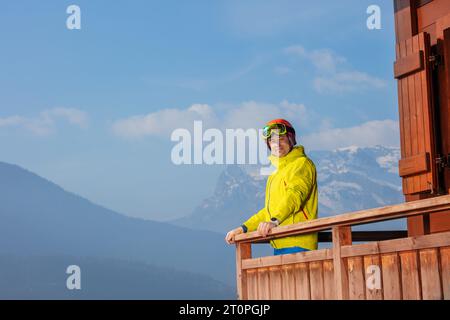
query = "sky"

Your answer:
(0, 0), (400, 221)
